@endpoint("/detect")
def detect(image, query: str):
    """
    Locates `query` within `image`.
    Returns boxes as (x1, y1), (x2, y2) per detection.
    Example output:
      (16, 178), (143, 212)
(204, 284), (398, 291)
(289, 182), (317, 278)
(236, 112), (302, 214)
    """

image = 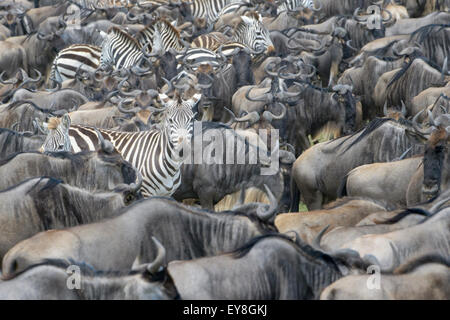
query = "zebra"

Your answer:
(232, 15), (275, 55)
(100, 27), (145, 71)
(35, 114), (72, 153)
(277, 0), (322, 14)
(49, 44), (102, 85)
(68, 93), (202, 197)
(137, 19), (185, 55)
(188, 0), (249, 24)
